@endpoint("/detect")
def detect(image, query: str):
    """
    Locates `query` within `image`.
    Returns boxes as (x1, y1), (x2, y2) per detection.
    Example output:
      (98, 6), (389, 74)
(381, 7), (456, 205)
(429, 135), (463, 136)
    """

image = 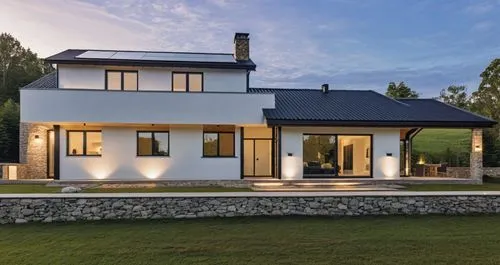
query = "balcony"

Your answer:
(21, 89), (275, 125)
